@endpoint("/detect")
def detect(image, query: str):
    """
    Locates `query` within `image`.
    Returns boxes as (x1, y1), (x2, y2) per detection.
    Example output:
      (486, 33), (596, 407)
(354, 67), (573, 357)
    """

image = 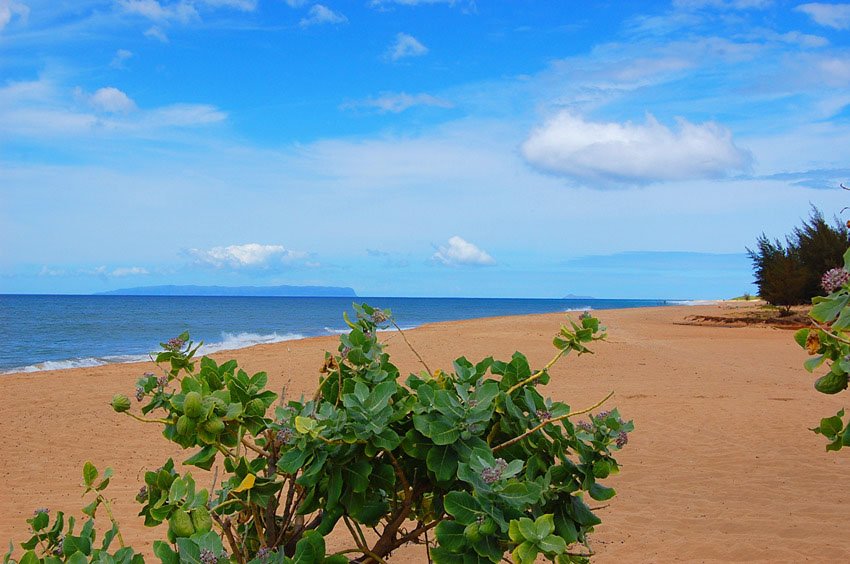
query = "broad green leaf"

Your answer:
(569, 496), (601, 527)
(342, 461), (372, 494)
(83, 462), (98, 488)
(444, 491), (481, 525)
(426, 446), (459, 482)
(169, 477), (188, 503)
(589, 483), (616, 501)
(429, 419), (460, 446)
(818, 414), (843, 437)
(803, 355), (826, 373)
(793, 328), (809, 348)
(538, 534), (567, 555)
(65, 554), (87, 564)
(534, 514), (555, 539)
(184, 446), (217, 471)
(508, 520), (523, 542)
(517, 518), (539, 542)
(511, 541), (538, 564)
(434, 521), (466, 552)
(18, 551), (39, 564)
(811, 294), (849, 323)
